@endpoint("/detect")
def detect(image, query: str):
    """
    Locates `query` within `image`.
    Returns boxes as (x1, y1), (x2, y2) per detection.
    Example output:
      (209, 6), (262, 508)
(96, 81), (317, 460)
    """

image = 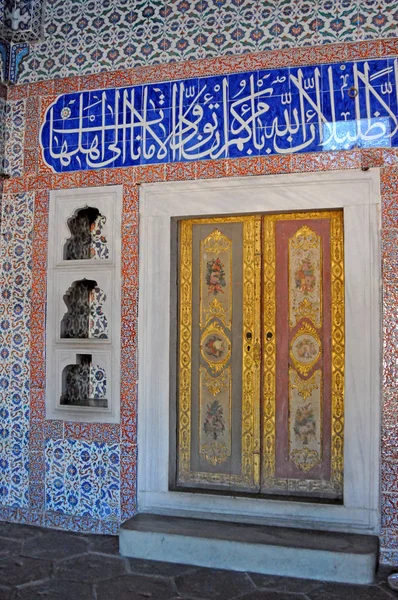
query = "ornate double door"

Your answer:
(177, 211), (344, 500)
